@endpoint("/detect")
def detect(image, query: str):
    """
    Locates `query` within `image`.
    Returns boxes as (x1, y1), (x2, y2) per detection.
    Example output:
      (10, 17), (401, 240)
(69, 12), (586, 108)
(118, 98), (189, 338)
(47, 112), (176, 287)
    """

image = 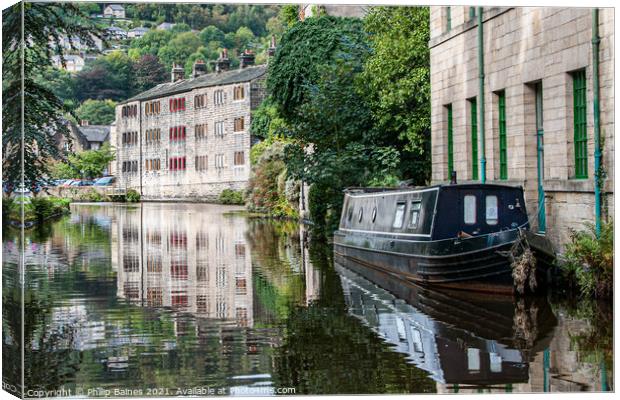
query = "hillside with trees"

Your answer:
(38, 3), (289, 125)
